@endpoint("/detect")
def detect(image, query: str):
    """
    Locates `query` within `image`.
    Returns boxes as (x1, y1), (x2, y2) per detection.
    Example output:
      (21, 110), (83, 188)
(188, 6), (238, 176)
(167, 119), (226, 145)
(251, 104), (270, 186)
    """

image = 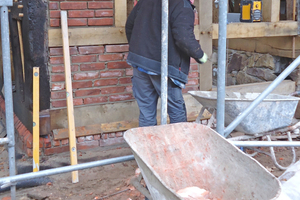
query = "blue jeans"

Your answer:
(132, 67), (187, 127)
